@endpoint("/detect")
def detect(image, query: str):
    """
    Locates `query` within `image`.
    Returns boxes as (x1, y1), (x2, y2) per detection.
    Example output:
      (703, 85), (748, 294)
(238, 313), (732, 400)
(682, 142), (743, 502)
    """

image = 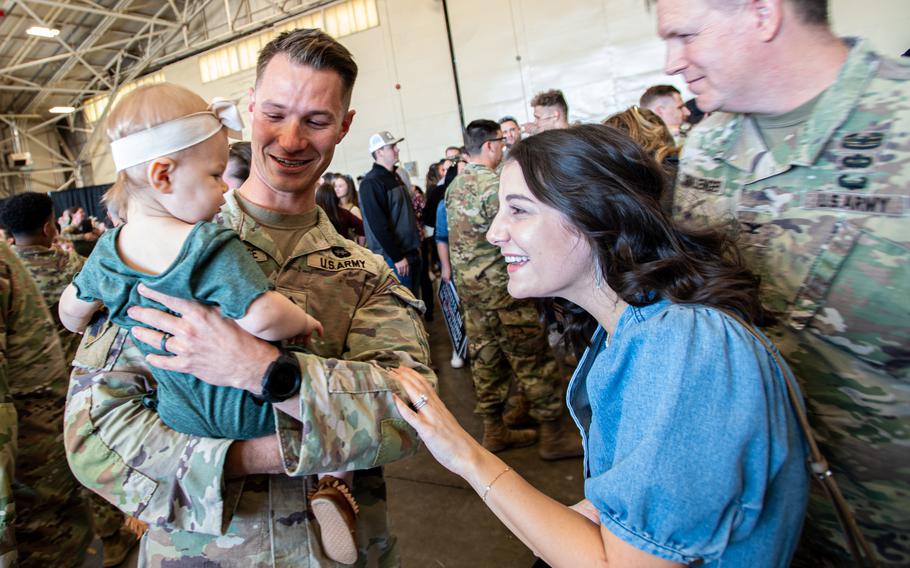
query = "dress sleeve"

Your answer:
(583, 306), (796, 563)
(189, 225), (271, 320)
